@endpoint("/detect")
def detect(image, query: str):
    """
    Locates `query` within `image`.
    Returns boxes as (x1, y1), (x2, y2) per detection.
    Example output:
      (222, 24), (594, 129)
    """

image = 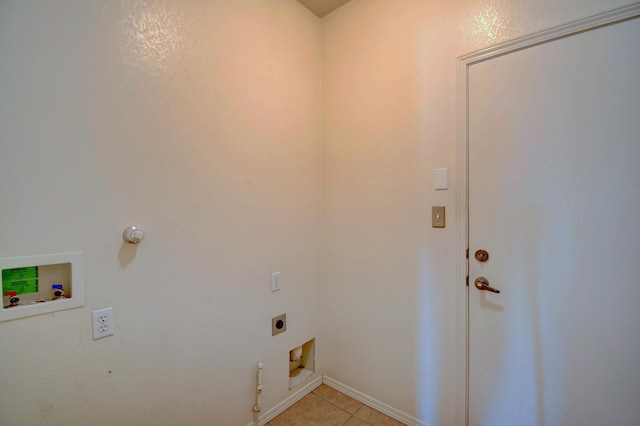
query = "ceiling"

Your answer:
(296, 0), (353, 18)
